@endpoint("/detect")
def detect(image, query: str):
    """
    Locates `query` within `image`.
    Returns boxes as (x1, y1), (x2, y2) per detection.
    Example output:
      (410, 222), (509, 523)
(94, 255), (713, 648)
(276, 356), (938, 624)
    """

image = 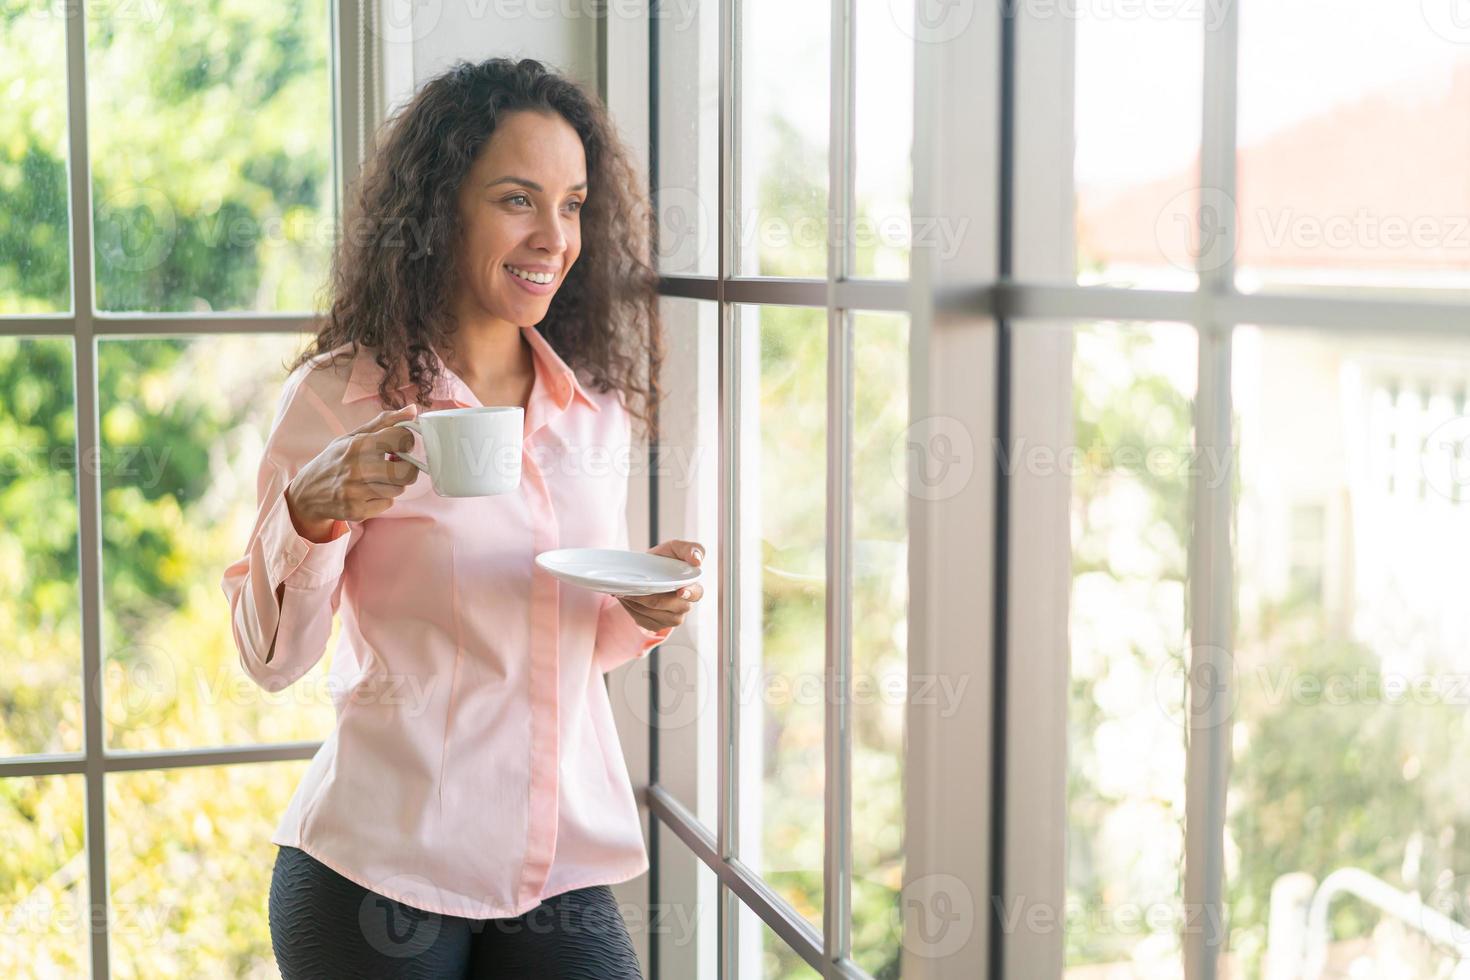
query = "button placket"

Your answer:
(516, 444), (562, 907)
